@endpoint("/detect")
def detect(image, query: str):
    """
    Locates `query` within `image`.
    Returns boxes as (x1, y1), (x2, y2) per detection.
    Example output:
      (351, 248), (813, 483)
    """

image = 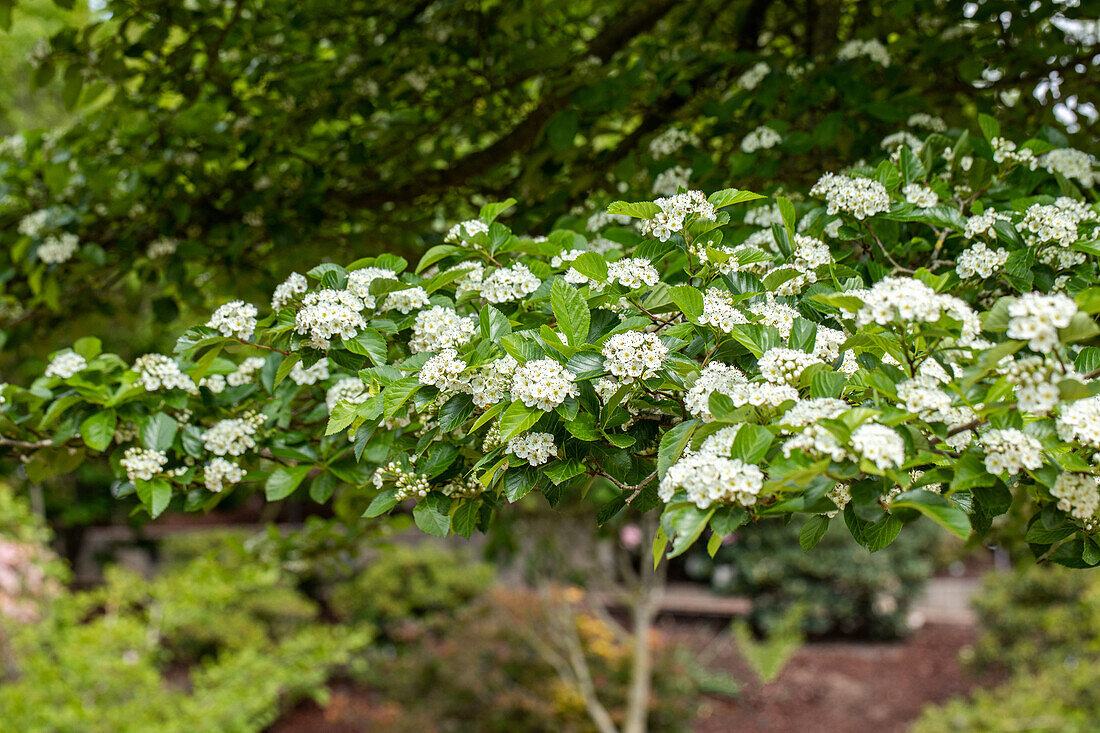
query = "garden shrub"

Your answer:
(686, 518), (937, 638)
